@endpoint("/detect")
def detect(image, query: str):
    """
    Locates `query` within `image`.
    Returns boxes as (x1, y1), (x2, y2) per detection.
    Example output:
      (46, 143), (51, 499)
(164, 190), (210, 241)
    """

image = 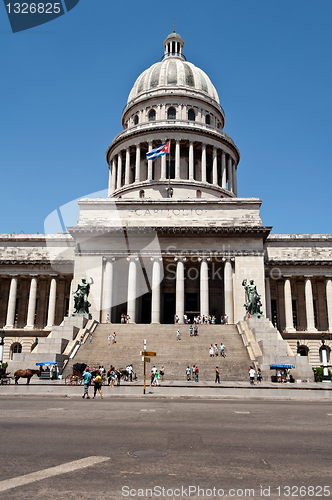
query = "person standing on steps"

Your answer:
(176, 329), (181, 341)
(220, 343), (226, 357)
(112, 332), (116, 344)
(108, 334), (111, 345)
(82, 369), (92, 399)
(194, 324), (198, 336)
(89, 334), (92, 344)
